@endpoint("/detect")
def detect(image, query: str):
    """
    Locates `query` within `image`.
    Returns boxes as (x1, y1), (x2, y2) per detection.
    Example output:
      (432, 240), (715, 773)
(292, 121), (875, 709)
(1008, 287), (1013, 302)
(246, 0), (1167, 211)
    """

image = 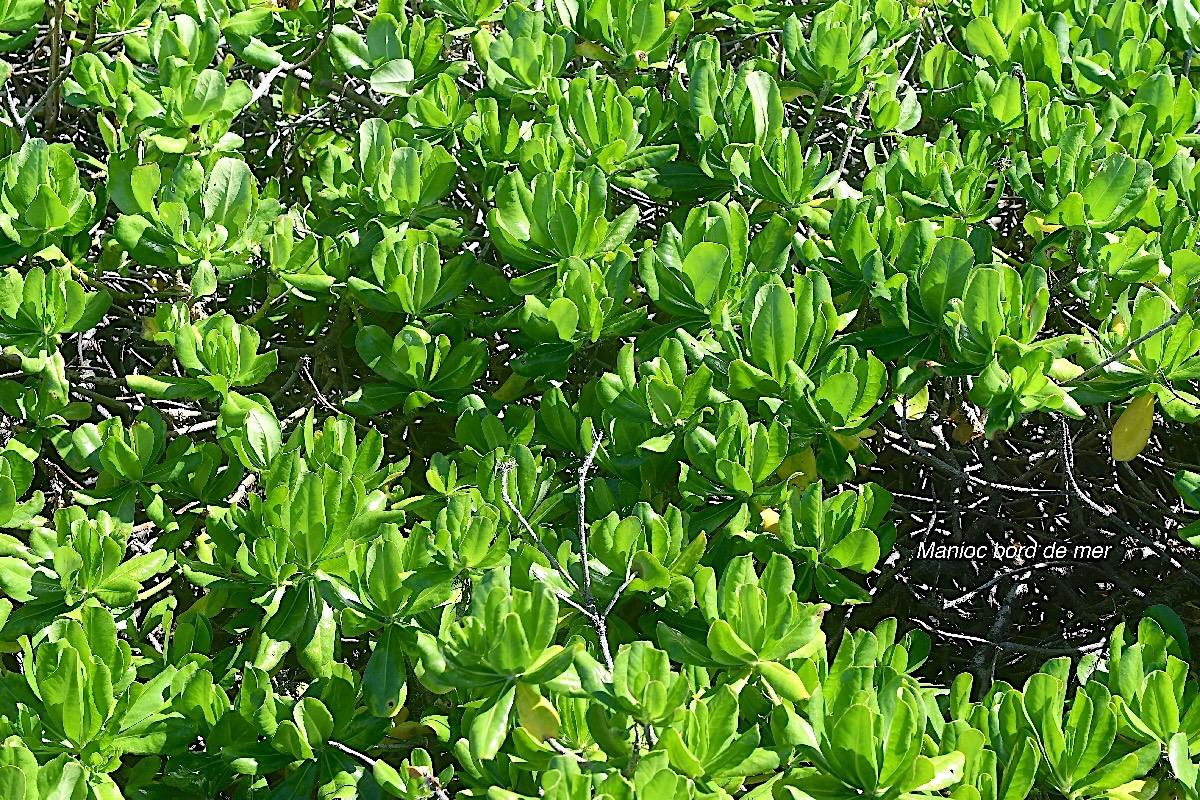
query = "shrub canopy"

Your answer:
(1, 0), (1200, 798)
